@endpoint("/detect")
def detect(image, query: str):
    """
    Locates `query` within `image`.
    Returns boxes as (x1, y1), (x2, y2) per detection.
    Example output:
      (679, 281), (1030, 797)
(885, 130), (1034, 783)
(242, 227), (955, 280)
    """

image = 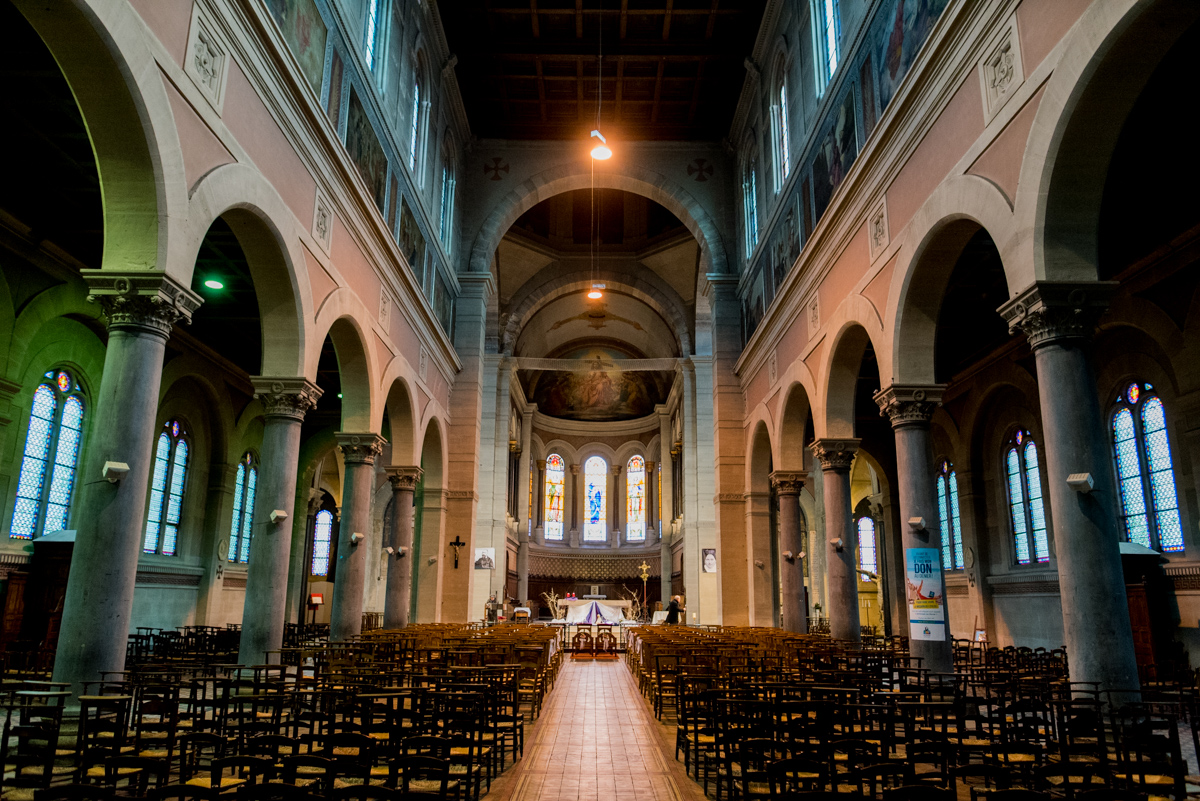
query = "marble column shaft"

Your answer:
(772, 472), (808, 633)
(238, 379), (322, 664)
(383, 466), (421, 629)
(516, 539), (530, 603)
(330, 433), (386, 641)
(1000, 282), (1139, 697)
(875, 385), (953, 674)
(53, 273), (201, 697)
(811, 439), (861, 642)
